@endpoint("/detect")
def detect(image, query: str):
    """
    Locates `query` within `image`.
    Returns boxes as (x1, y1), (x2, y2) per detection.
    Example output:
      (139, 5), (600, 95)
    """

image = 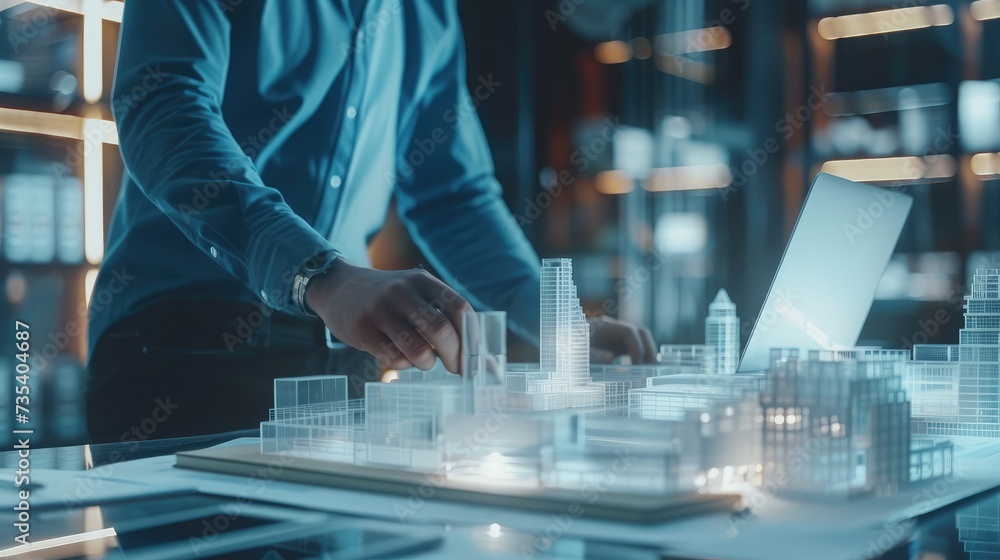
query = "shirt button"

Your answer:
(346, 106), (357, 119)
(210, 246), (218, 258)
(260, 290), (268, 302)
(329, 175), (342, 189)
